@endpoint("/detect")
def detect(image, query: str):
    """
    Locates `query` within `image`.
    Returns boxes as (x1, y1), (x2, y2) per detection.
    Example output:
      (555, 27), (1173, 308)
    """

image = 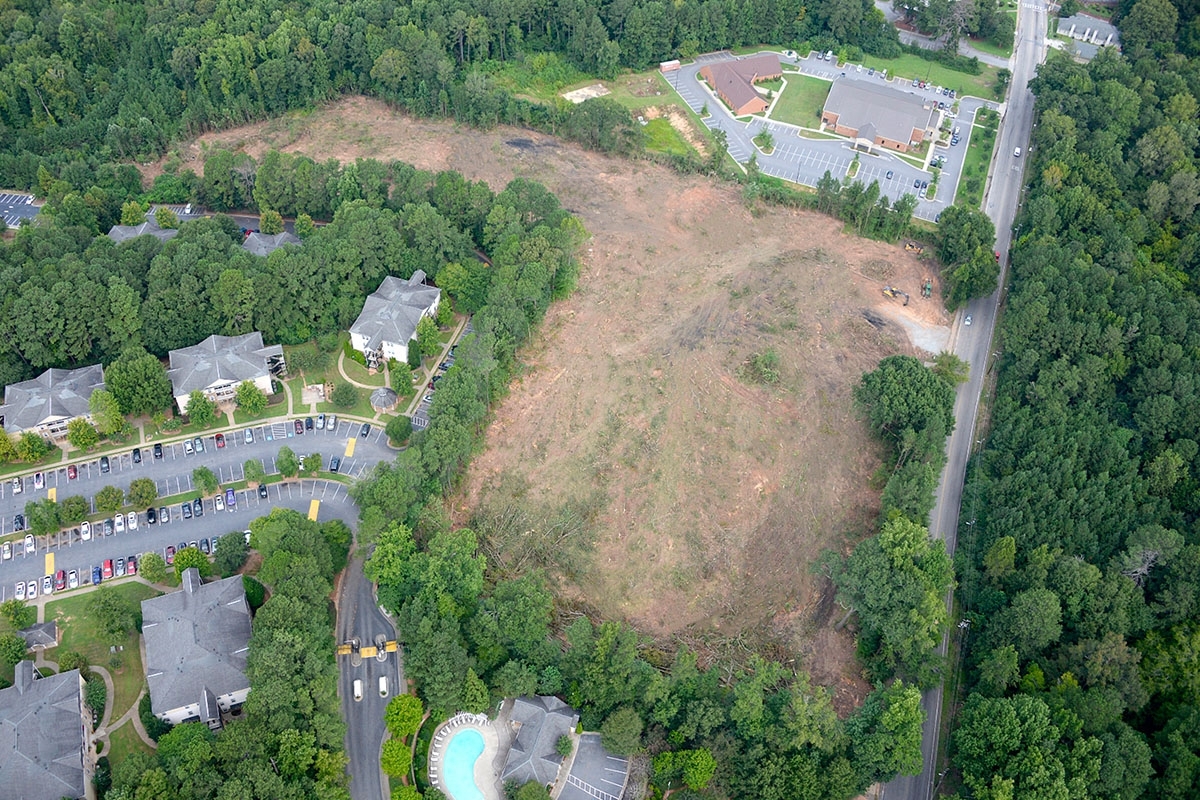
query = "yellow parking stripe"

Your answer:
(45, 553), (54, 576)
(47, 487), (56, 502)
(307, 499), (320, 521)
(344, 437), (356, 458)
